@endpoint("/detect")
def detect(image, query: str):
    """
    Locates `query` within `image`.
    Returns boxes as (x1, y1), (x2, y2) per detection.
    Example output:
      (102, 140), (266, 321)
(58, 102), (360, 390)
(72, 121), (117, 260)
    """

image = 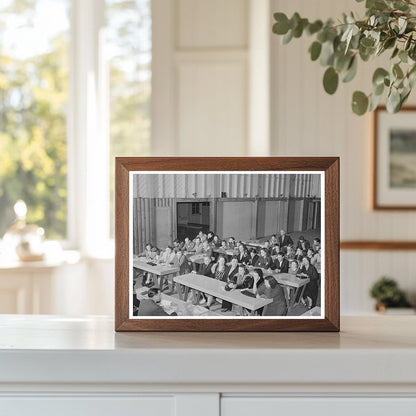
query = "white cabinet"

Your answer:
(222, 398), (416, 416)
(0, 316), (415, 416)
